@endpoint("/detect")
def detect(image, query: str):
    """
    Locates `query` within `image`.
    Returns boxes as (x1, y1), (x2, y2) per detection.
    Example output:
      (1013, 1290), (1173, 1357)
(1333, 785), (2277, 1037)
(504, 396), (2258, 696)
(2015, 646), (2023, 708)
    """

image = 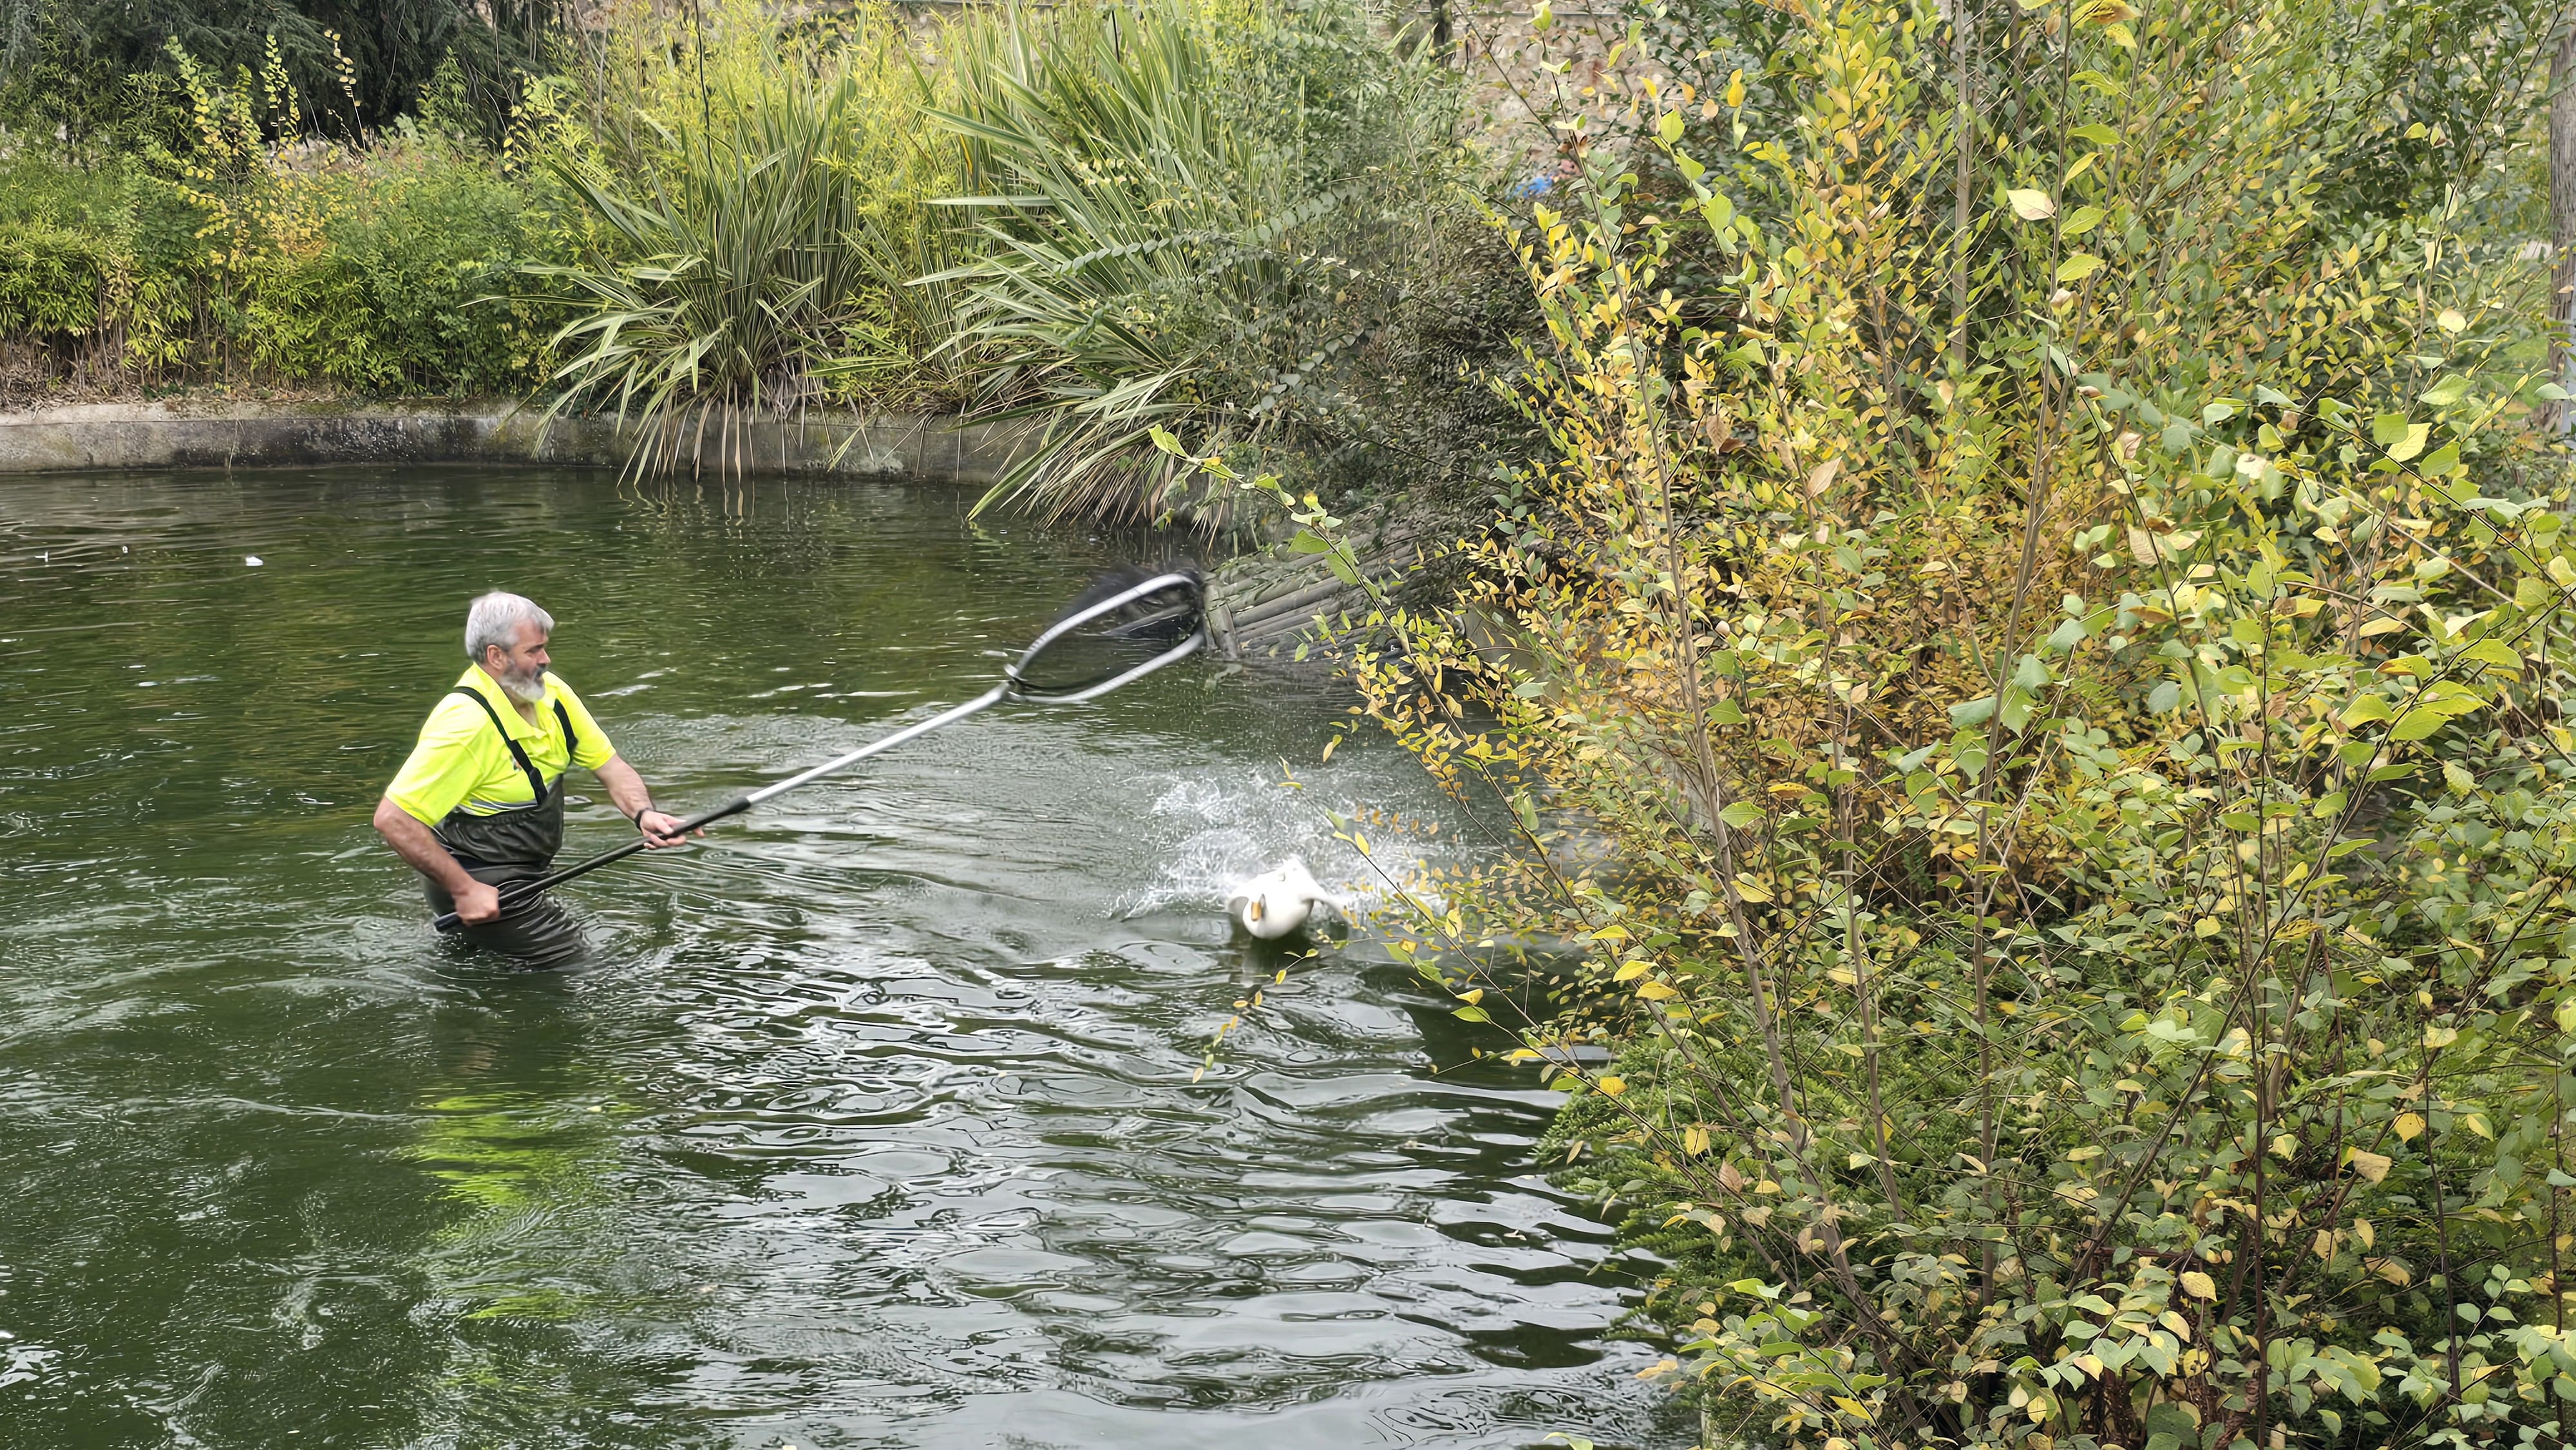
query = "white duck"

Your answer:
(1227, 858), (1340, 940)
